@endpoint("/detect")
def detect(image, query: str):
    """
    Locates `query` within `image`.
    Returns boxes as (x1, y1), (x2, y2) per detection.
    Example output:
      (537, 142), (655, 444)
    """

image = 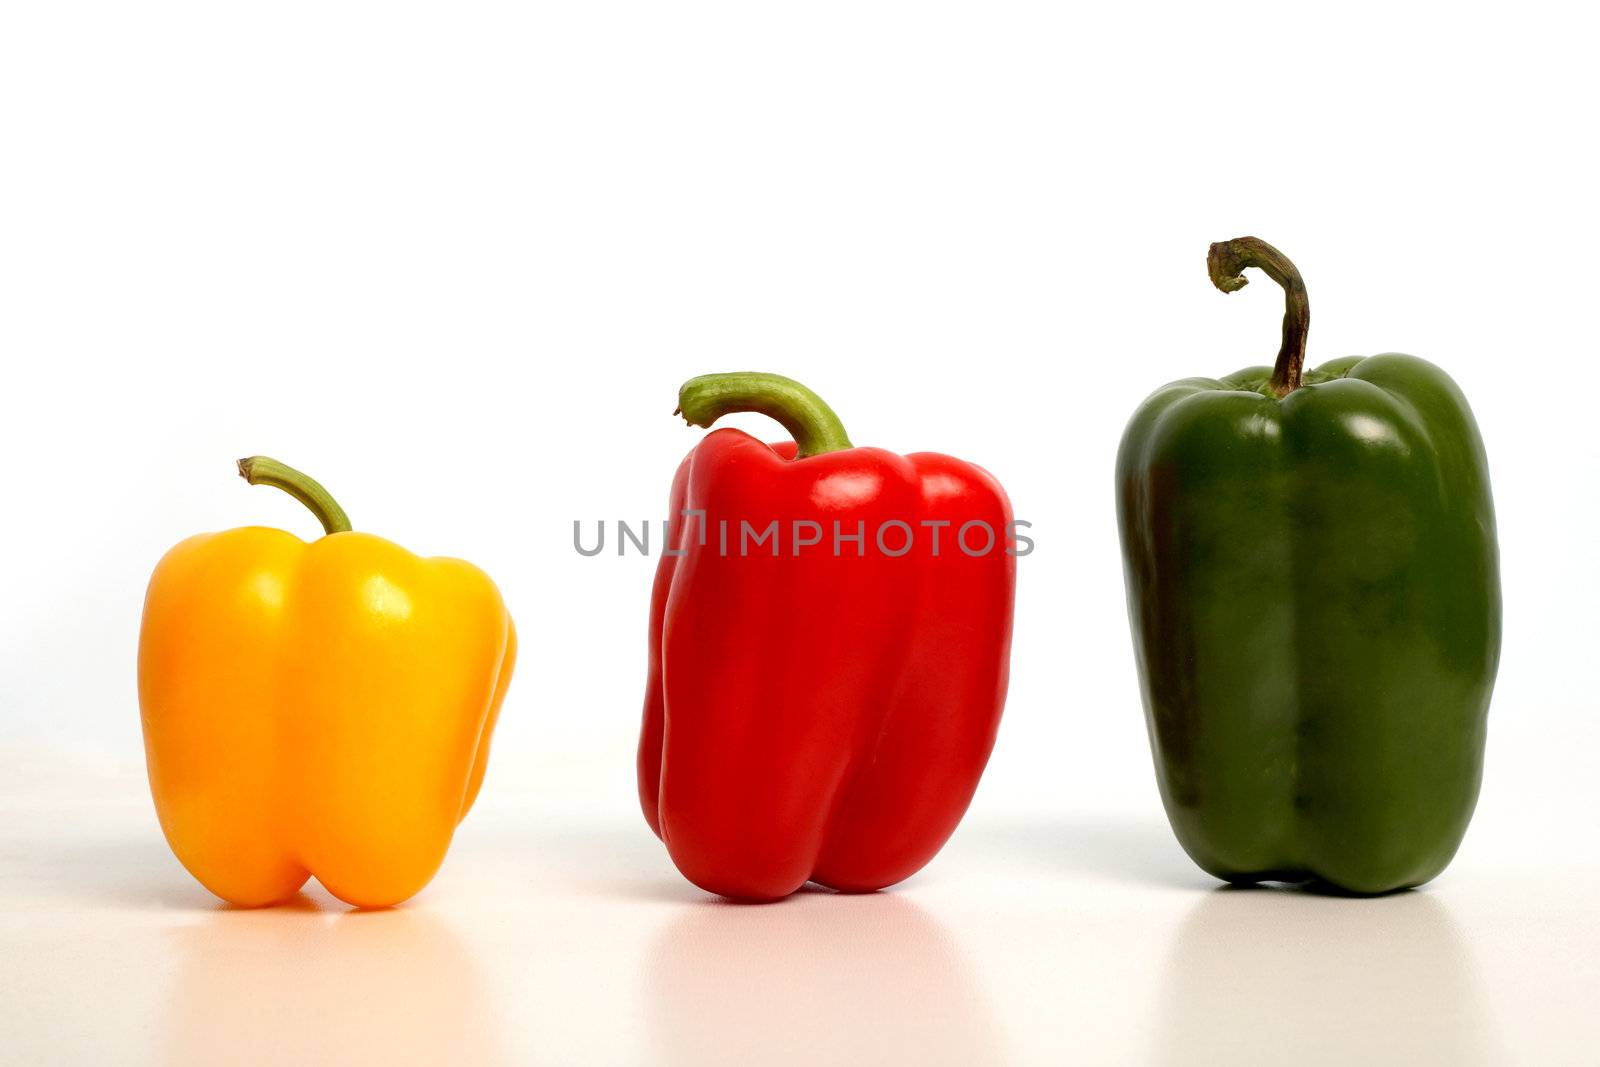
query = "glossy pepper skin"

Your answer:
(1117, 239), (1500, 894)
(639, 373), (1015, 901)
(138, 457), (516, 908)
